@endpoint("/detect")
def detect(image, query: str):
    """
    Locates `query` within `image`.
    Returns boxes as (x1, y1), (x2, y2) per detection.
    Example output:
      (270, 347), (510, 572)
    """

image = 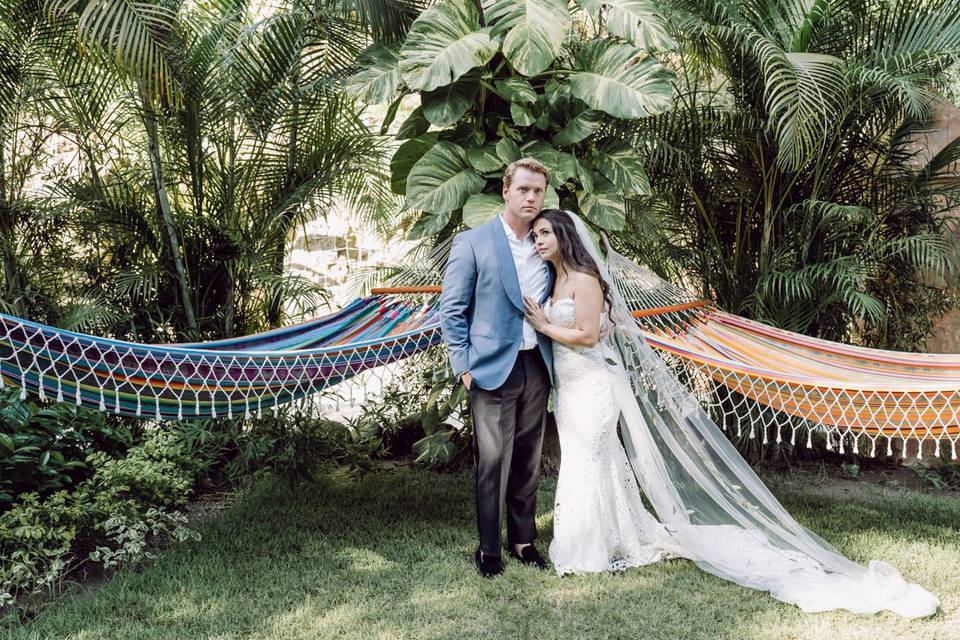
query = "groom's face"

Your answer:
(502, 168), (547, 225)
